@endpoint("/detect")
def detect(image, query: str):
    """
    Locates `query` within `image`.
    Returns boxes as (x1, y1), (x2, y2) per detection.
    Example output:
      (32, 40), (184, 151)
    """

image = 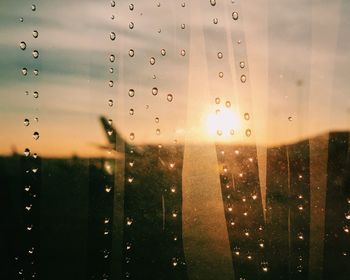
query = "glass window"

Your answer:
(0, 0), (349, 279)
